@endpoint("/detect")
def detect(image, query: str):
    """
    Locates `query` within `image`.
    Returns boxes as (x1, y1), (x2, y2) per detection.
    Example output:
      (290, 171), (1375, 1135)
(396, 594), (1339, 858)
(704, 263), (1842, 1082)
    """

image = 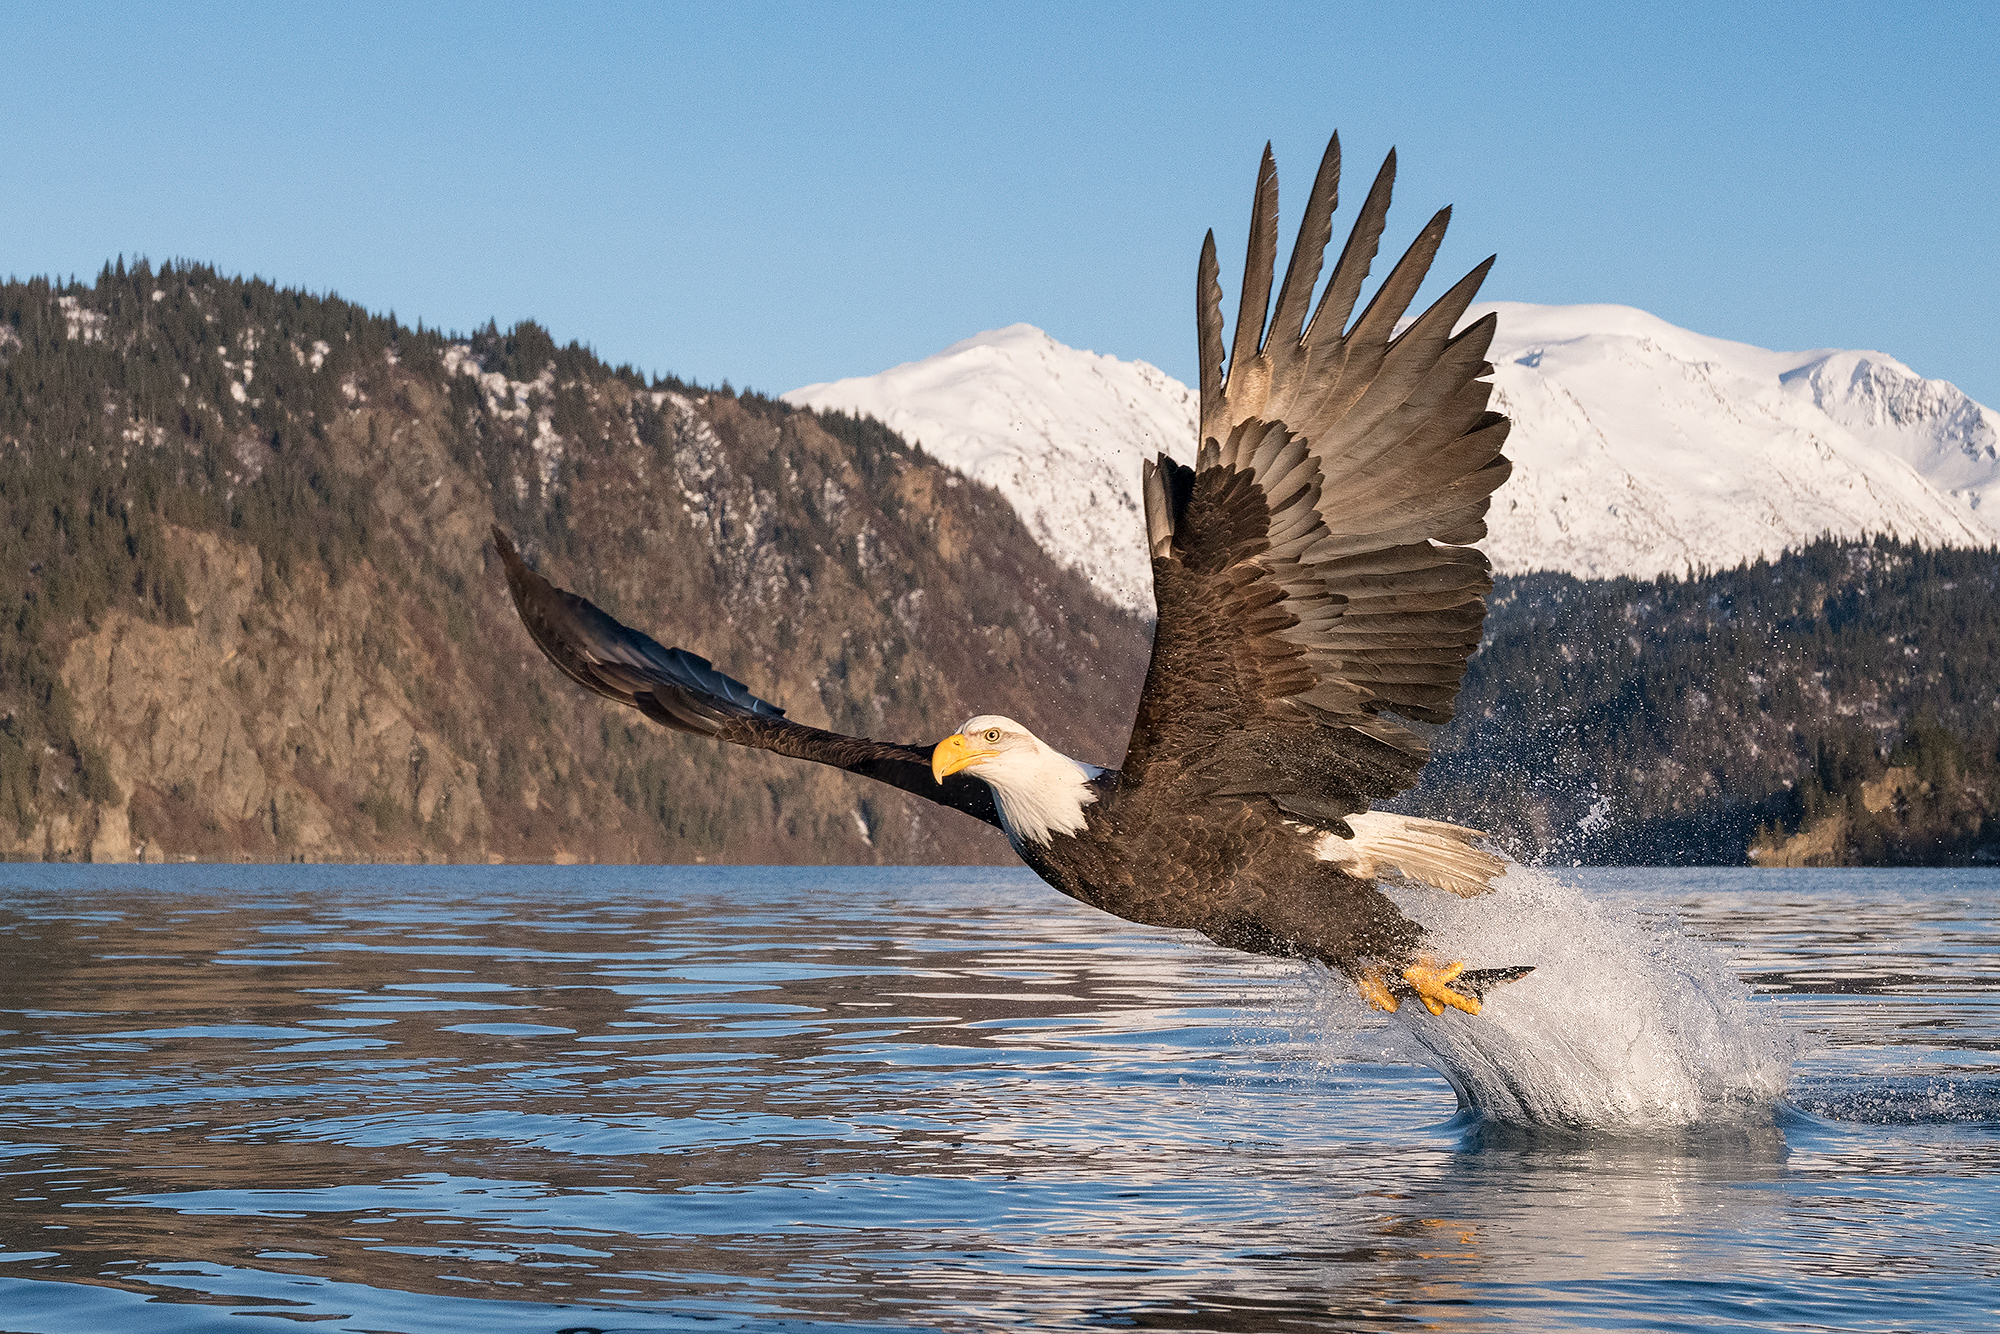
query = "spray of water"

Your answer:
(1311, 867), (1799, 1130)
